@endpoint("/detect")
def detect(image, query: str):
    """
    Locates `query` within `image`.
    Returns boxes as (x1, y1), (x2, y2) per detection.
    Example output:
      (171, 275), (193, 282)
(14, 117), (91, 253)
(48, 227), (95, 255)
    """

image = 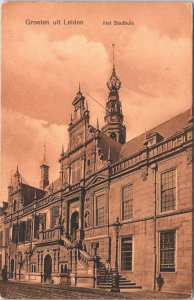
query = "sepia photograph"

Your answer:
(0, 2), (193, 299)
